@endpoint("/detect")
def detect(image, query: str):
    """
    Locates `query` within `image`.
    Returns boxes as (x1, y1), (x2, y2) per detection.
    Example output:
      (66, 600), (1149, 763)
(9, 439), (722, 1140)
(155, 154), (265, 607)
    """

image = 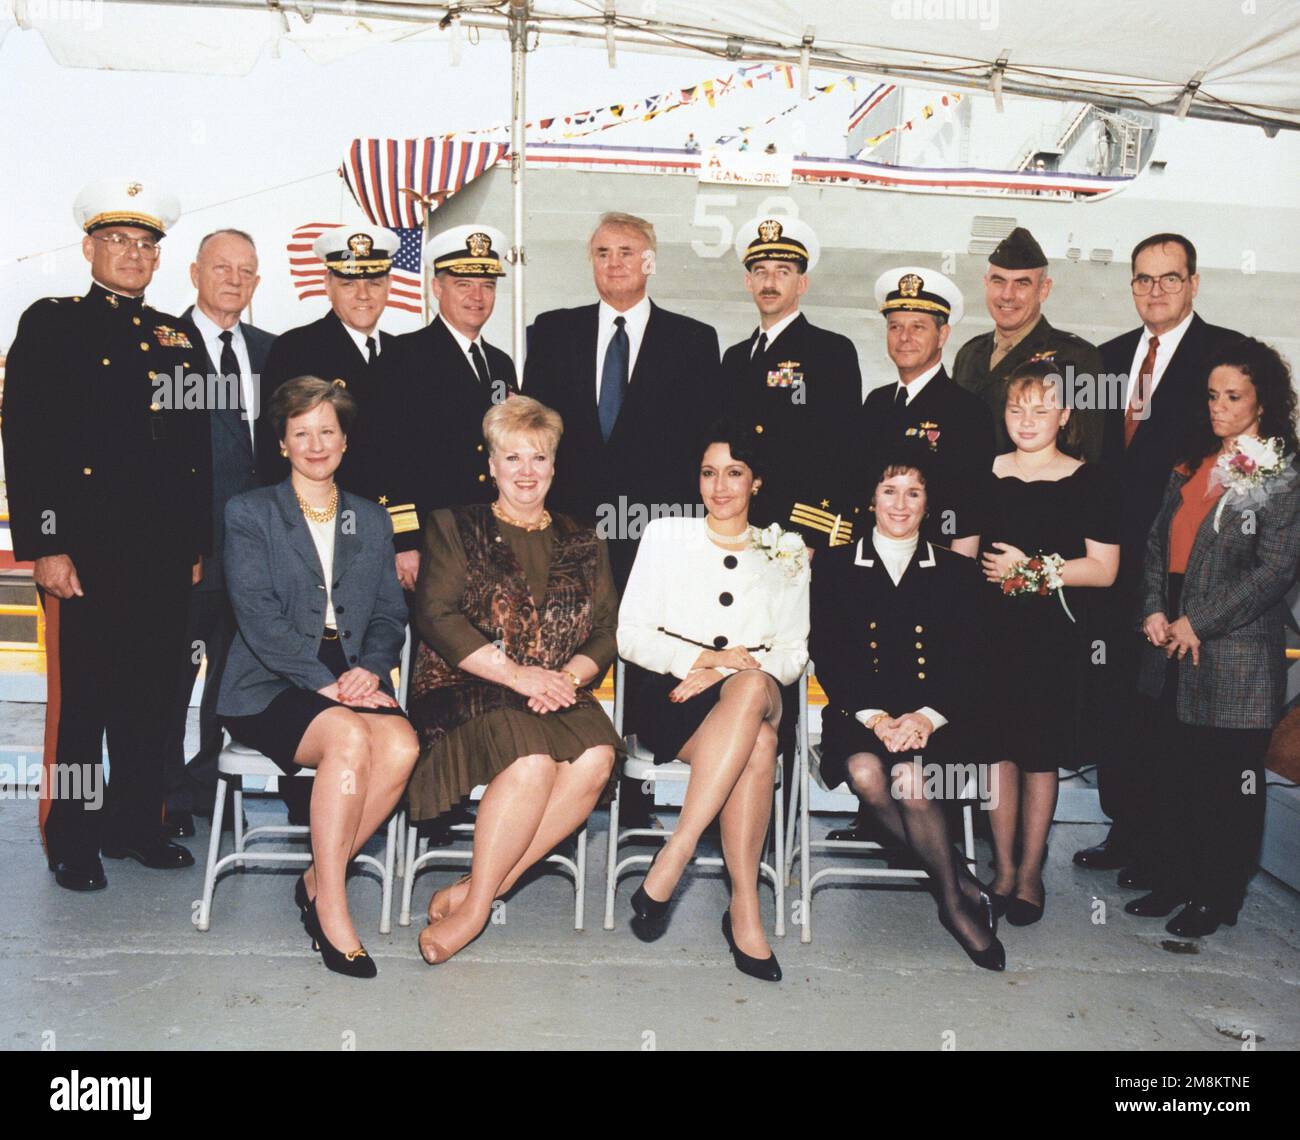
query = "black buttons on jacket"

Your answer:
(349, 655), (358, 664)
(723, 555), (738, 569)
(713, 635), (727, 649)
(343, 631), (351, 639)
(335, 606), (345, 615)
(719, 592), (734, 606)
